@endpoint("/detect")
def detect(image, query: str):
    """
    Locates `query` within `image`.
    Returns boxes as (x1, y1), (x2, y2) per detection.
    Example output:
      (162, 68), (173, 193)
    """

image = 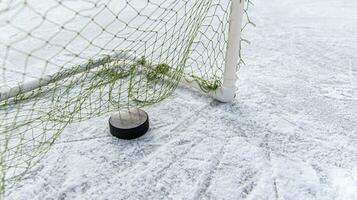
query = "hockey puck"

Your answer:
(109, 108), (149, 140)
